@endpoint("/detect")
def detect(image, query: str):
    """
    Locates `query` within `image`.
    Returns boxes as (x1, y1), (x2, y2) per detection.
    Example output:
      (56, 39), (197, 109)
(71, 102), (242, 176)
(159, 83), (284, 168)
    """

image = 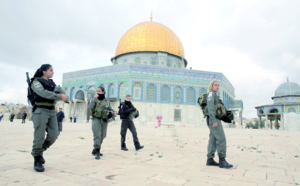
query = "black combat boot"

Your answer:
(92, 148), (96, 155)
(135, 143), (144, 151)
(40, 155), (45, 164)
(121, 143), (128, 151)
(34, 155), (45, 172)
(219, 157), (233, 168)
(95, 148), (101, 160)
(92, 149), (103, 156)
(206, 158), (219, 166)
